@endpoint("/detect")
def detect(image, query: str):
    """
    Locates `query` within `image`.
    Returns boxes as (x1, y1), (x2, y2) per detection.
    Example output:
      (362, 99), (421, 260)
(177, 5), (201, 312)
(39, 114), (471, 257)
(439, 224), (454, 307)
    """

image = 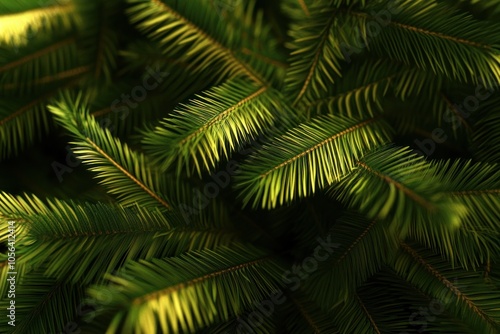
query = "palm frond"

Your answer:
(0, 192), (239, 284)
